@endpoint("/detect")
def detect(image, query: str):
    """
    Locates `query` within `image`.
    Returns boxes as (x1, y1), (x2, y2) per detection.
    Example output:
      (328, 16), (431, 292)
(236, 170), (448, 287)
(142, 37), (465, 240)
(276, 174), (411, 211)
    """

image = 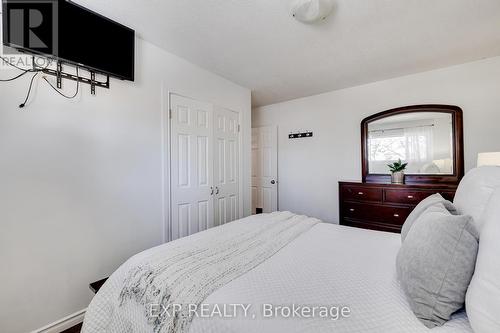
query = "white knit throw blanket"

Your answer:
(118, 212), (319, 333)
